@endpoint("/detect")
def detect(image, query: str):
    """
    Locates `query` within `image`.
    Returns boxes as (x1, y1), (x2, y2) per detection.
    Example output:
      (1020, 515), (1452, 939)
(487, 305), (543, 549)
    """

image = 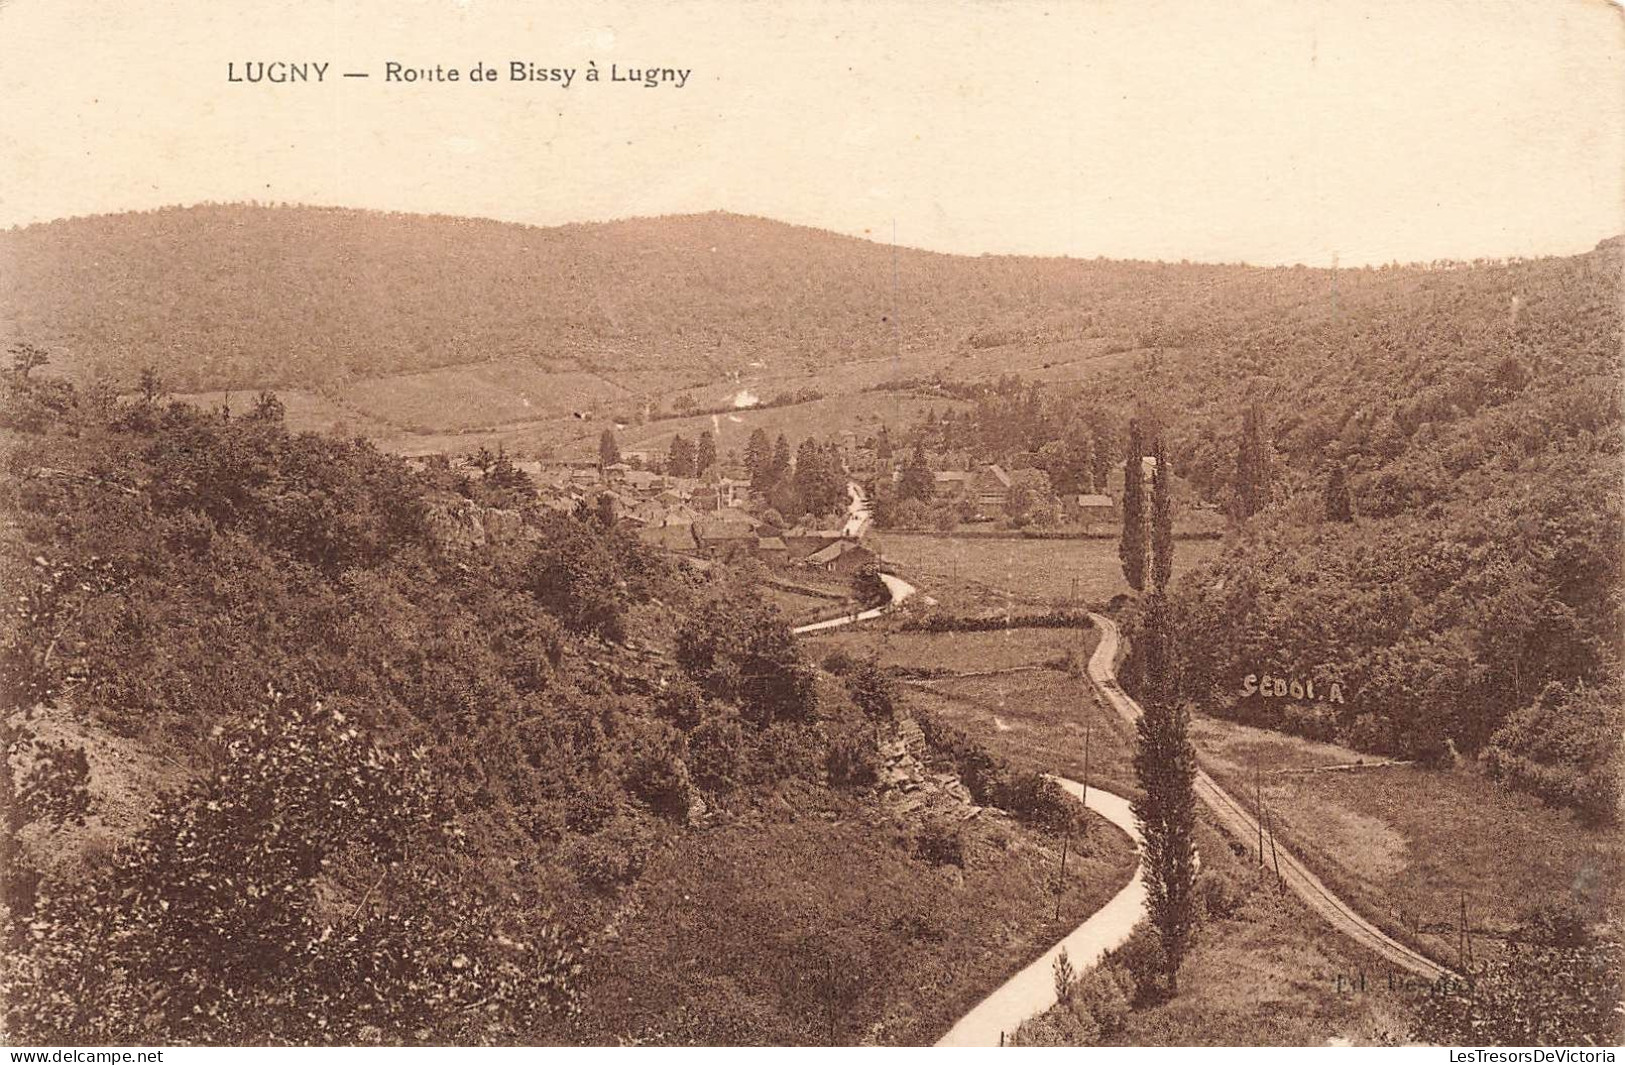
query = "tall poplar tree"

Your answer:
(1233, 403), (1270, 519)
(1150, 434), (1174, 592)
(1131, 593), (1198, 994)
(1119, 419), (1148, 591)
(598, 428), (620, 469)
